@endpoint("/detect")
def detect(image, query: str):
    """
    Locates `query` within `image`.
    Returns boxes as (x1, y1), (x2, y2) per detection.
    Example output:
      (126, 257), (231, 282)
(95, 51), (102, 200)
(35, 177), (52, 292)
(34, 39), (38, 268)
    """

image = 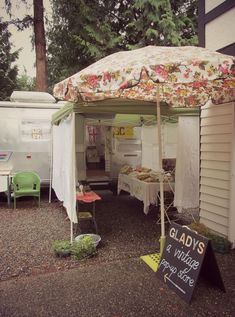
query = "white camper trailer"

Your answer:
(0, 94), (145, 188)
(0, 91), (62, 184)
(0, 91), (179, 190)
(84, 121), (142, 185)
